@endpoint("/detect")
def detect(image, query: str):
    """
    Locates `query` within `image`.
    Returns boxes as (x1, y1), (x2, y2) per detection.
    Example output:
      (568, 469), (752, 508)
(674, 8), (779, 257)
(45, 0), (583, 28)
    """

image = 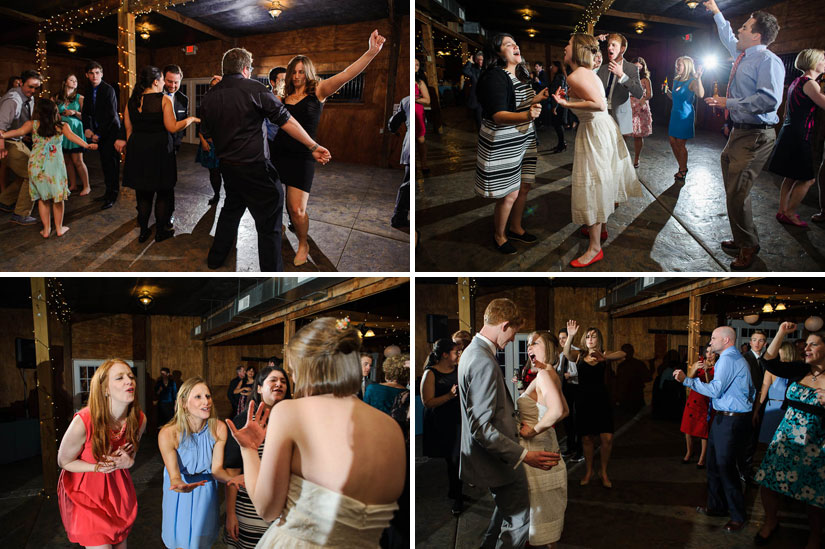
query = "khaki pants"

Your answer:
(0, 140), (33, 217)
(720, 128), (775, 249)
